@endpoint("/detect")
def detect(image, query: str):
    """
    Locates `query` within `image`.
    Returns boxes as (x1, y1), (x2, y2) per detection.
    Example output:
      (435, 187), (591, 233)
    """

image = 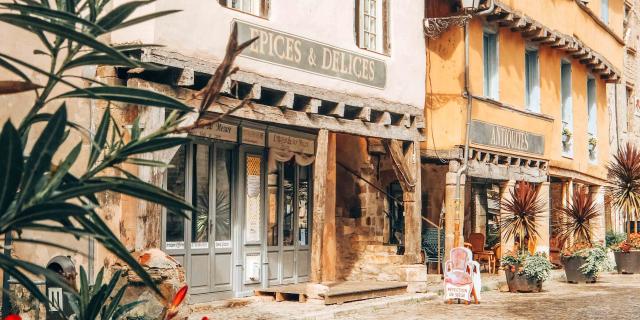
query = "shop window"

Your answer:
(601, 0), (609, 24)
(483, 31), (499, 100)
(525, 48), (540, 113)
(282, 160), (296, 246)
(192, 144), (210, 248)
(297, 166), (311, 246)
(220, 0), (269, 18)
(267, 163), (279, 247)
(356, 0), (390, 54)
(216, 148), (233, 243)
(587, 77), (597, 161)
(166, 145), (187, 250)
(561, 61), (573, 156)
